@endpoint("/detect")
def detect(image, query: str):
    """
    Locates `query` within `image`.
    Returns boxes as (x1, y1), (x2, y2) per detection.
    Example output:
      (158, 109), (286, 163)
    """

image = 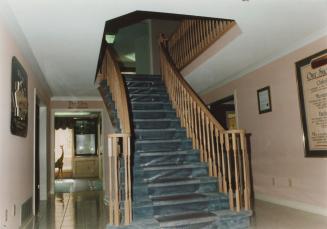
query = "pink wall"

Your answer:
(0, 18), (51, 228)
(202, 36), (327, 212)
